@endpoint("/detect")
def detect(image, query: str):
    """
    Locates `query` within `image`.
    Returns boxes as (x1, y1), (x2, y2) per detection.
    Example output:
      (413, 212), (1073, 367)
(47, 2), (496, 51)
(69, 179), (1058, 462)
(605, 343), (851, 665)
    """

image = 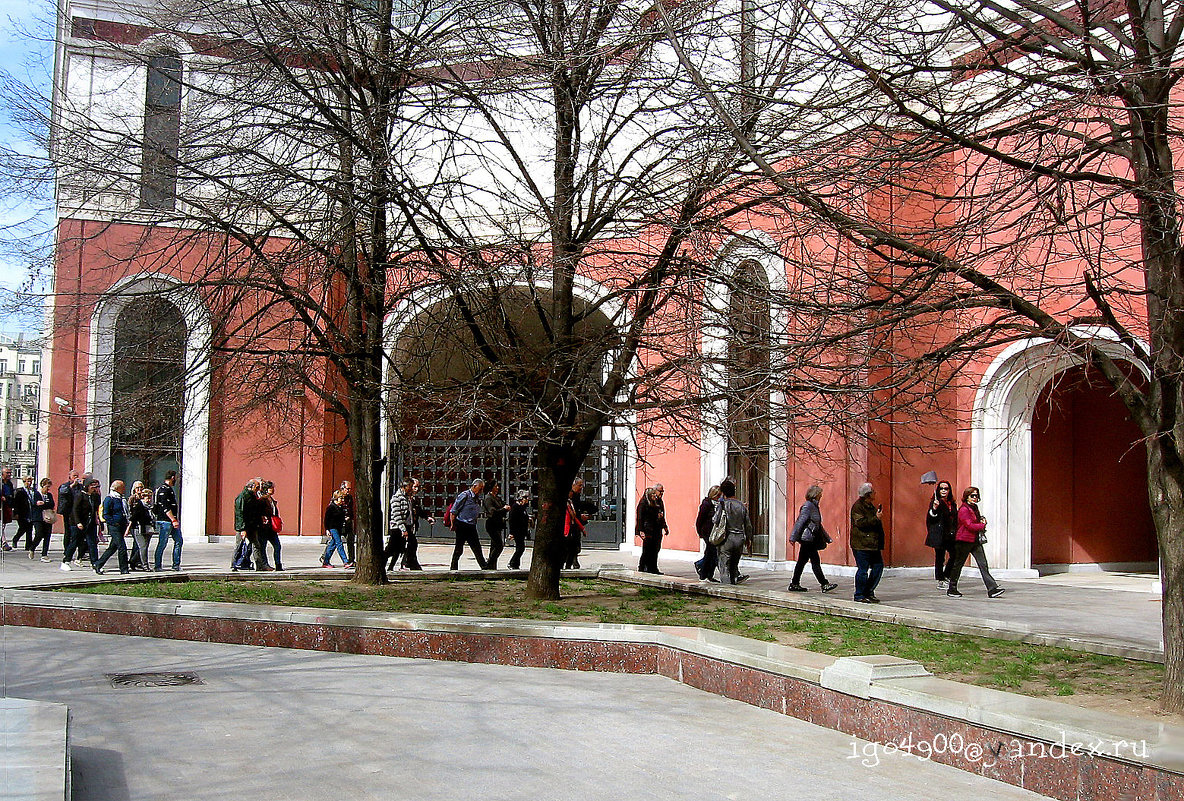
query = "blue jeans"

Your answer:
(853, 549), (884, 600)
(322, 528), (348, 565)
(154, 521), (182, 570)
